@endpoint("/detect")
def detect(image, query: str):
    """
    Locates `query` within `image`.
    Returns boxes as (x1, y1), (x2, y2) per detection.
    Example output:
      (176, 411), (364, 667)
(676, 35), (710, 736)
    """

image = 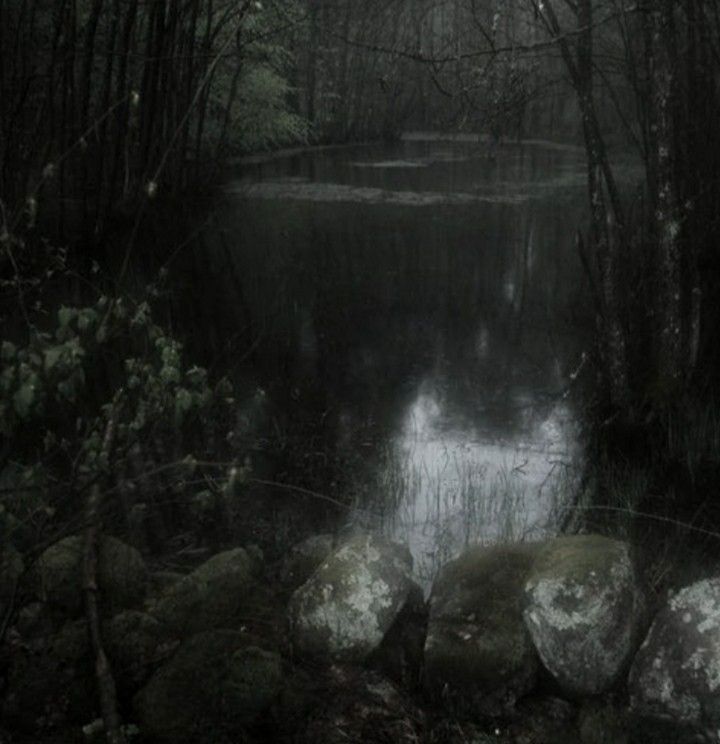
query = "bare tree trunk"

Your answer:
(306, 0), (320, 126)
(540, 0), (630, 409)
(193, 0), (214, 176)
(106, 0), (138, 215)
(83, 406), (126, 744)
(651, 0), (683, 392)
